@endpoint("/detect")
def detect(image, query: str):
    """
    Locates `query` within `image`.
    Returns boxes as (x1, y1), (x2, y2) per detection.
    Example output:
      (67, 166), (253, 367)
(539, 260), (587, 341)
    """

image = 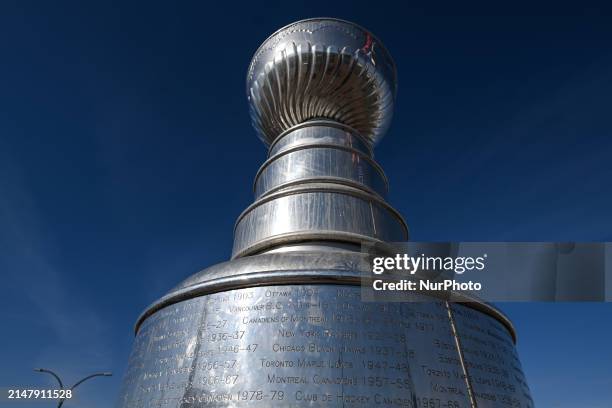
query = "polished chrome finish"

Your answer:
(120, 252), (532, 408)
(118, 267), (533, 408)
(268, 120), (373, 157)
(238, 118), (403, 257)
(247, 18), (396, 146)
(446, 301), (478, 407)
(255, 122), (388, 199)
(233, 182), (408, 258)
(239, 18), (402, 257)
(261, 241), (362, 254)
(117, 18), (533, 408)
(135, 251), (517, 342)
(254, 146), (387, 198)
